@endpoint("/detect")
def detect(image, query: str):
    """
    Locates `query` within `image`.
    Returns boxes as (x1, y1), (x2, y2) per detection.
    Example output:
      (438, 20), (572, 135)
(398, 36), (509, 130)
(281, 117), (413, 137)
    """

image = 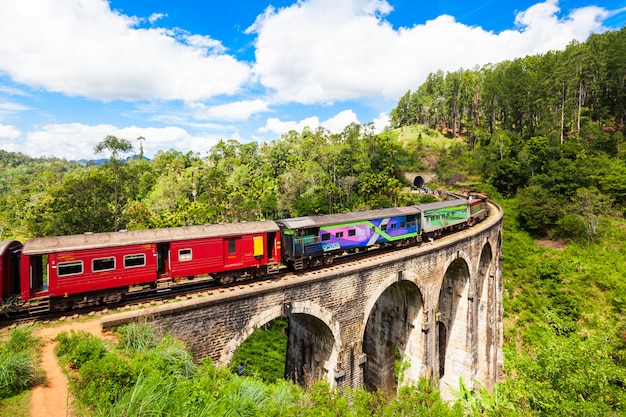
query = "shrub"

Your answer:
(77, 352), (136, 406)
(551, 214), (586, 241)
(54, 330), (106, 369)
